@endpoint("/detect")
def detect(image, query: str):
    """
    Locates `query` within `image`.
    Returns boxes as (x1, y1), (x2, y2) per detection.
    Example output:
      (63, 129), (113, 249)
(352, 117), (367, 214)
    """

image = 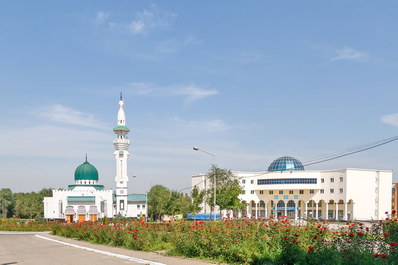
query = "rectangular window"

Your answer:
(279, 190), (283, 194)
(320, 189), (324, 194)
(274, 195), (278, 200)
(283, 195), (288, 200)
(310, 190), (314, 194)
(321, 178), (324, 183)
(339, 188), (343, 193)
(251, 180), (254, 184)
(289, 190), (293, 194)
(294, 195), (298, 199)
(242, 180), (246, 184)
(260, 190), (264, 194)
(251, 190), (255, 194)
(142, 205), (146, 209)
(137, 204), (140, 209)
(258, 178), (317, 185)
(269, 190), (274, 195)
(242, 190), (246, 194)
(120, 200), (125, 210)
(330, 189), (334, 193)
(299, 190), (304, 194)
(331, 178), (334, 183)
(340, 177), (343, 182)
